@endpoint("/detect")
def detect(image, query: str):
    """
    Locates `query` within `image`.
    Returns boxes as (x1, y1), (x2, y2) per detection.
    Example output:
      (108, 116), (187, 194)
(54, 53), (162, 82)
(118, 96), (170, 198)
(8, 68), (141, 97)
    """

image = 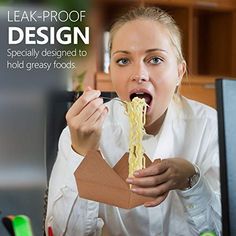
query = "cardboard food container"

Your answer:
(74, 150), (155, 209)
